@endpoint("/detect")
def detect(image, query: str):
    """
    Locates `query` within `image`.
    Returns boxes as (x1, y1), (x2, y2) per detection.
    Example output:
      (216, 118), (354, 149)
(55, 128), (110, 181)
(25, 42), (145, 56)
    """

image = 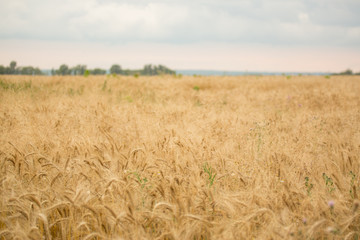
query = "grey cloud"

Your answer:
(0, 0), (359, 47)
